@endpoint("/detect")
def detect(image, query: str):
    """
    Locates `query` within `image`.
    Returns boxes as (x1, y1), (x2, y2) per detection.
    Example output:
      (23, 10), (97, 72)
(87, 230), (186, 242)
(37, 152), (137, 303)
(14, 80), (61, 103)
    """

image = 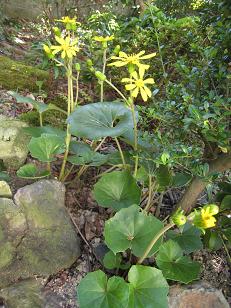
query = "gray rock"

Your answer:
(0, 181), (12, 198)
(0, 279), (65, 308)
(169, 281), (229, 308)
(0, 180), (80, 288)
(0, 115), (30, 169)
